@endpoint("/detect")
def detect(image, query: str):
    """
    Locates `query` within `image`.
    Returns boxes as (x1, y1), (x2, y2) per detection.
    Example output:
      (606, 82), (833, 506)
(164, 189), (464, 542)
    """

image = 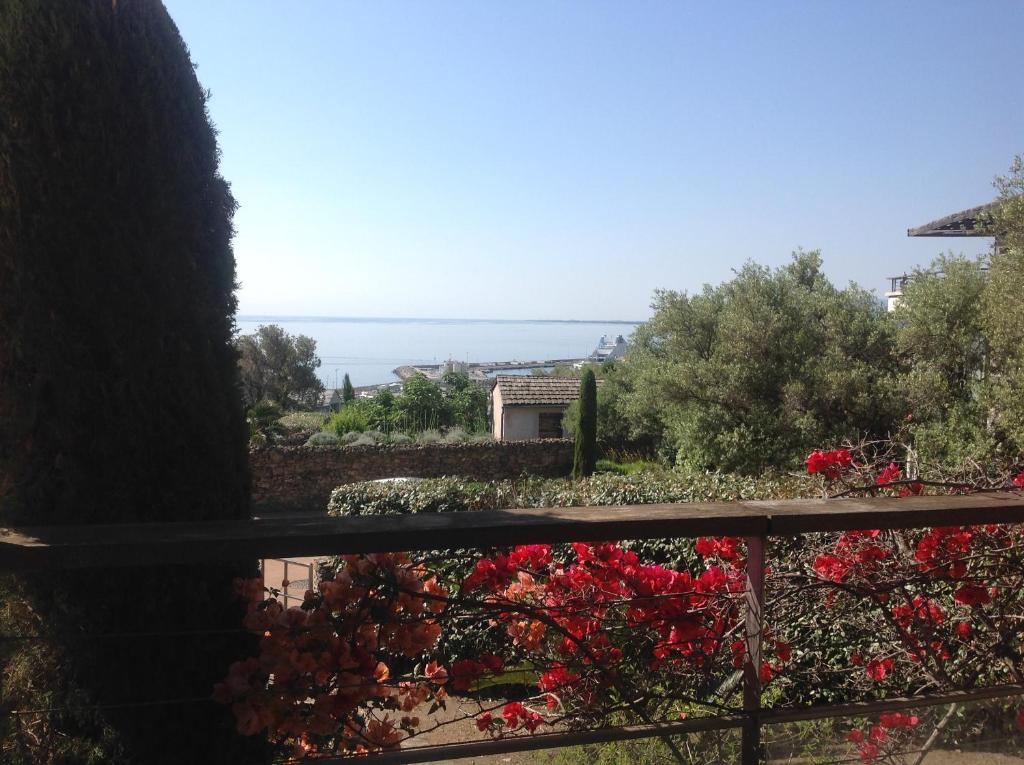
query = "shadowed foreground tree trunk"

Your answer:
(0, 2), (265, 762)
